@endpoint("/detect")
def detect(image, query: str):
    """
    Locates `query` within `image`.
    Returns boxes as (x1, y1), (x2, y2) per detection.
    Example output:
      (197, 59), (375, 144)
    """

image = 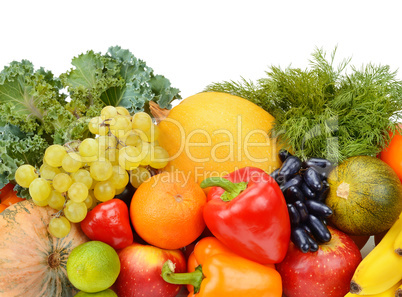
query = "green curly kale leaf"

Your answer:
(61, 46), (181, 115)
(0, 60), (74, 141)
(0, 124), (48, 196)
